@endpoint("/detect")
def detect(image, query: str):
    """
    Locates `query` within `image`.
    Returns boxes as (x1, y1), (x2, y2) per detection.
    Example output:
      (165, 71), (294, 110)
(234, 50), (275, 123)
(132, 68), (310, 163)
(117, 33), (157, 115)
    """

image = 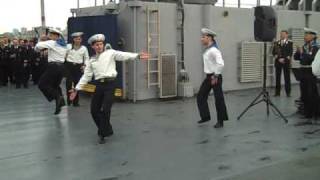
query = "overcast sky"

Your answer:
(0, 0), (106, 33)
(0, 0), (274, 33)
